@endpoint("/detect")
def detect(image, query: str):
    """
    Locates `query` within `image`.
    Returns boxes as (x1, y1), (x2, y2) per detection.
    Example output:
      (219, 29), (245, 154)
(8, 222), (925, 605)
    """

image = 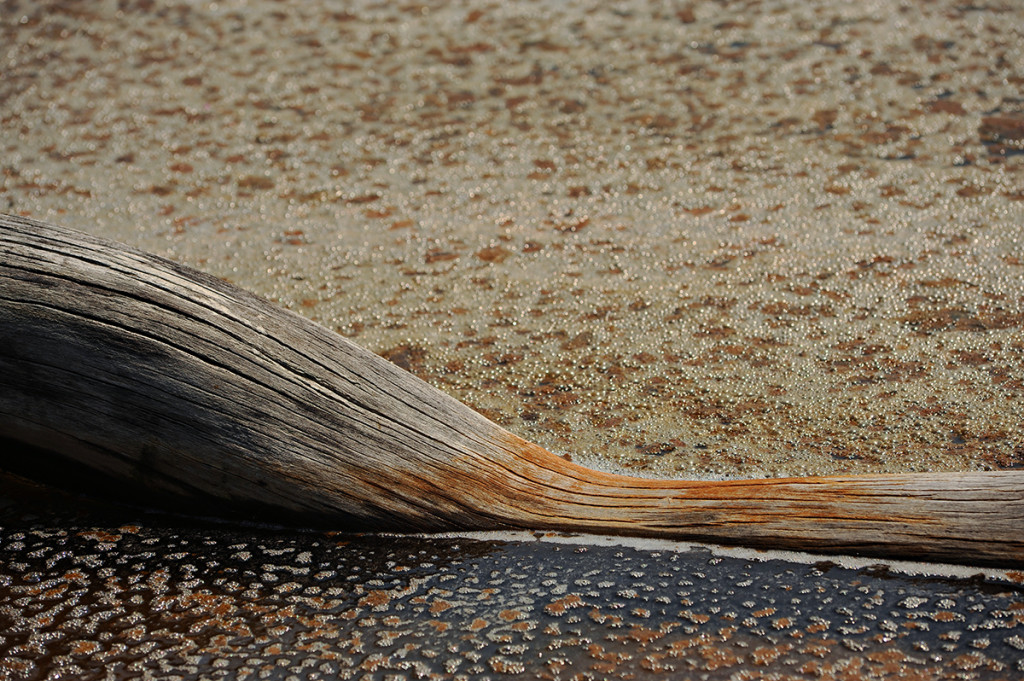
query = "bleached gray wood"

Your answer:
(1, 213), (1022, 565)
